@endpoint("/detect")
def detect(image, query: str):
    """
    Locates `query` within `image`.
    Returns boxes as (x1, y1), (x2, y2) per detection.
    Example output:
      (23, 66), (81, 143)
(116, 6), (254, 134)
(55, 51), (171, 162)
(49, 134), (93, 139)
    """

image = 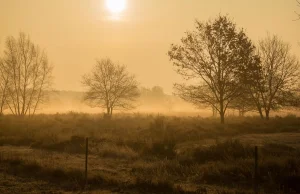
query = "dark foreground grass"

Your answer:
(0, 113), (299, 147)
(0, 141), (299, 193)
(0, 154), (183, 194)
(0, 172), (72, 194)
(0, 113), (300, 193)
